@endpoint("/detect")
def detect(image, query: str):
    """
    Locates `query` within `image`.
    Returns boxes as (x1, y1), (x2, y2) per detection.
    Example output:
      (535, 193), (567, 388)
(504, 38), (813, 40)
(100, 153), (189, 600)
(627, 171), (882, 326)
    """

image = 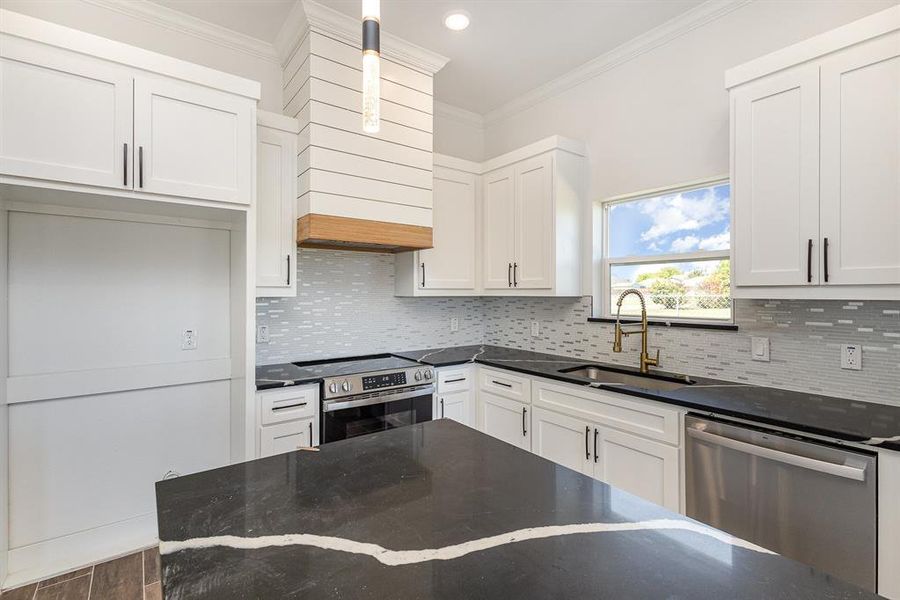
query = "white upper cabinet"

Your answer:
(728, 7), (899, 299)
(819, 31), (900, 286)
(732, 65), (821, 287)
(420, 166), (478, 290)
(0, 37), (133, 190)
(513, 154), (554, 289)
(0, 10), (259, 207)
(256, 111), (299, 297)
(482, 166), (517, 289)
(133, 77), (253, 204)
